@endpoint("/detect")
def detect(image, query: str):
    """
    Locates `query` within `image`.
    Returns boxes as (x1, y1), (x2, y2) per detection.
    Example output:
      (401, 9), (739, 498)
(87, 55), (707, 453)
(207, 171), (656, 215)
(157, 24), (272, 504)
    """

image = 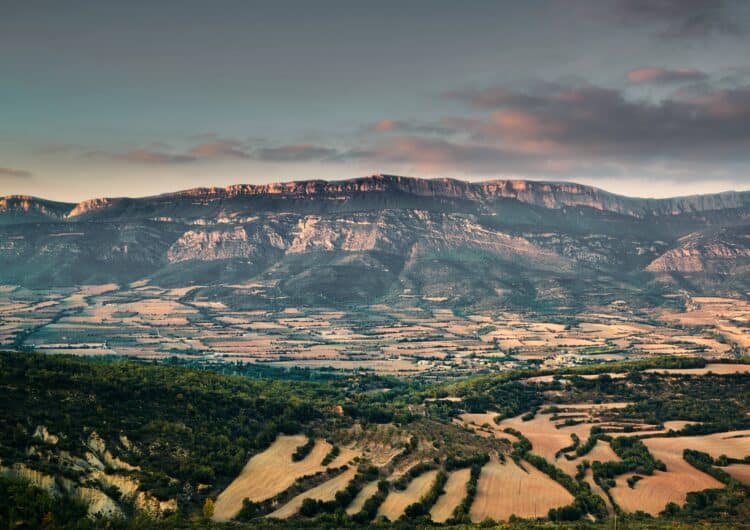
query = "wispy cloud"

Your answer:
(614, 0), (745, 39)
(188, 141), (251, 159)
(367, 119), (457, 136)
(257, 144), (338, 162)
(112, 150), (197, 165)
(628, 67), (709, 84)
(353, 75), (750, 179)
(0, 167), (33, 178)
